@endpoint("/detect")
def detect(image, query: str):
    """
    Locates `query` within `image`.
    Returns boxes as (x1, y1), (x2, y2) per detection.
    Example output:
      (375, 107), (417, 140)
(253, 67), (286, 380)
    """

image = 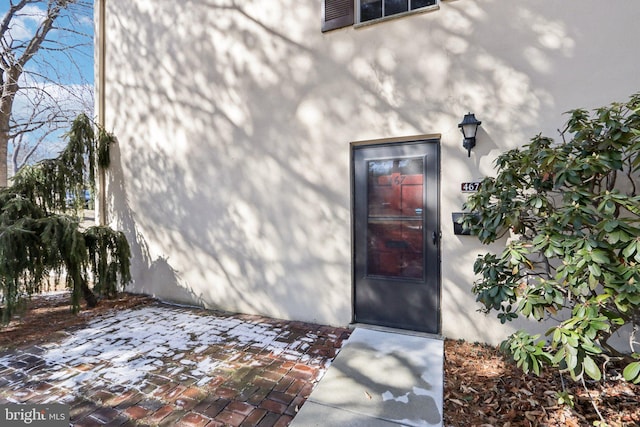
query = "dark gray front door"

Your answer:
(353, 140), (440, 333)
